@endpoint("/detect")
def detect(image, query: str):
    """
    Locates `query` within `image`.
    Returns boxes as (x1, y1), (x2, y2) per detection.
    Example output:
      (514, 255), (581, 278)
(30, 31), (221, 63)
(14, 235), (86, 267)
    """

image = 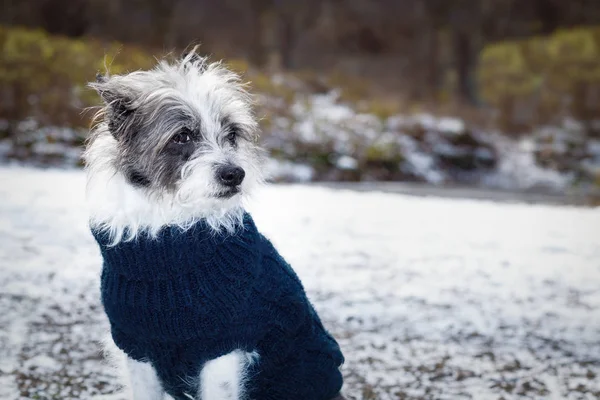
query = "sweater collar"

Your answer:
(92, 213), (261, 279)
